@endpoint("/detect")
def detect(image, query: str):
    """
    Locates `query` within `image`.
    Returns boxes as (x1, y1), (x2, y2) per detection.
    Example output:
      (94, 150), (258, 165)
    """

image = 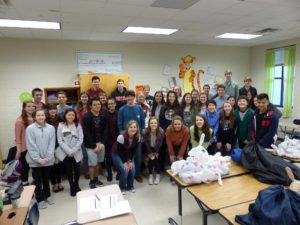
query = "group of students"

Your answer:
(13, 72), (280, 209)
